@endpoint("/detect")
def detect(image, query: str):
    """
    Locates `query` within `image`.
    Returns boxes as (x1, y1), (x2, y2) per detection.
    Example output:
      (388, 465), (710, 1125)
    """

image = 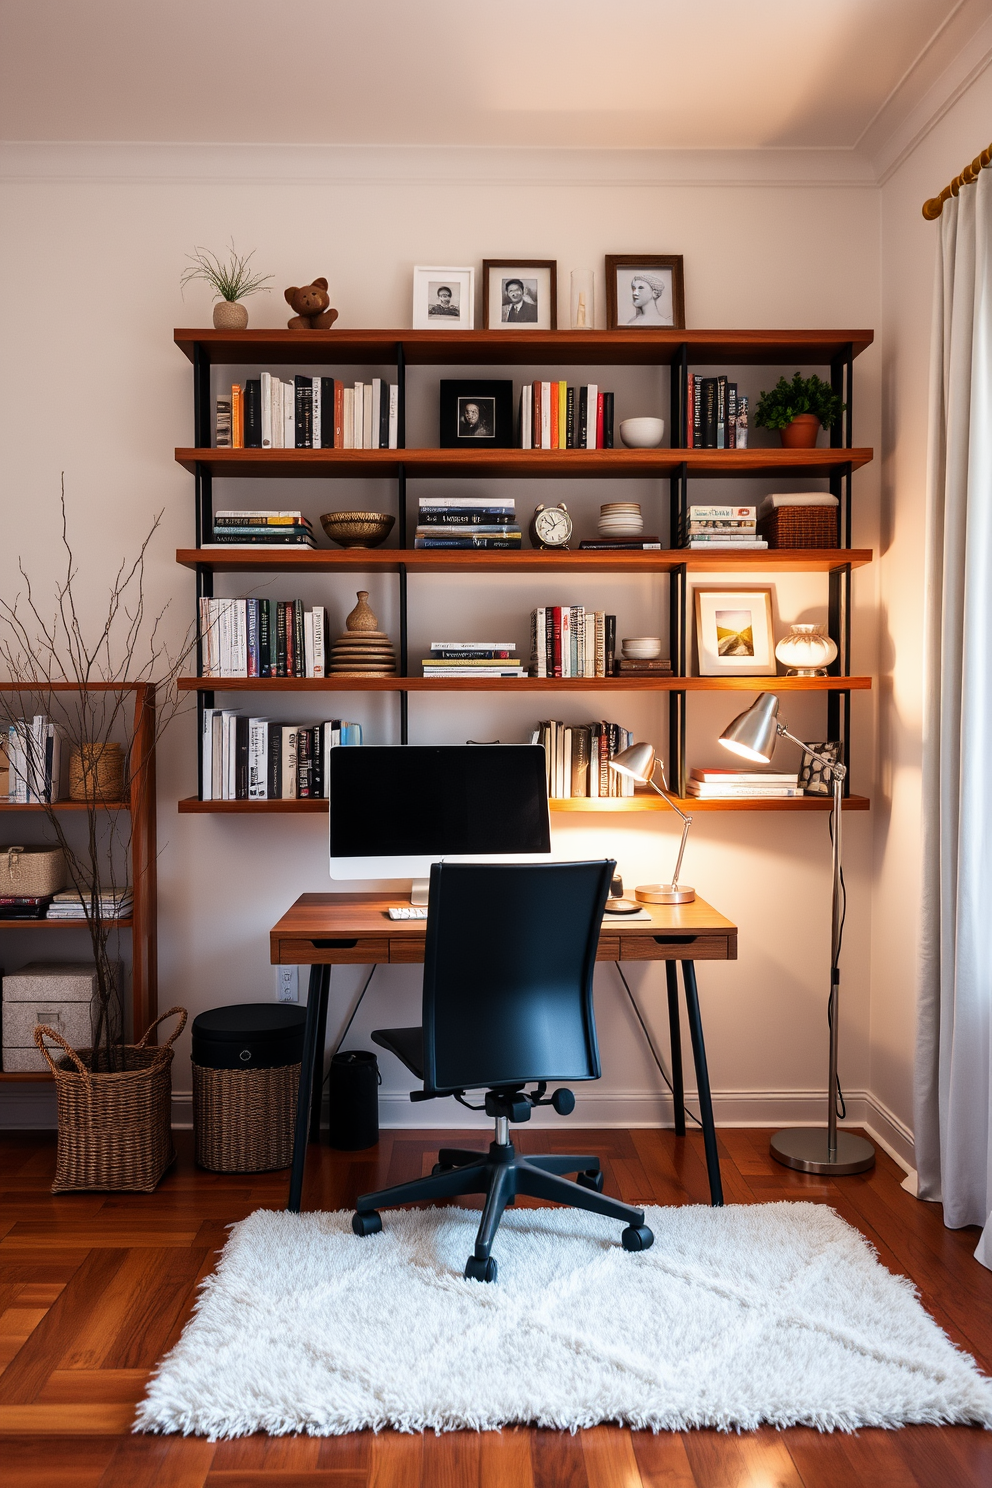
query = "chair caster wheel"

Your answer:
(464, 1254), (498, 1283)
(621, 1224), (653, 1252)
(352, 1210), (382, 1237)
(577, 1169), (604, 1192)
